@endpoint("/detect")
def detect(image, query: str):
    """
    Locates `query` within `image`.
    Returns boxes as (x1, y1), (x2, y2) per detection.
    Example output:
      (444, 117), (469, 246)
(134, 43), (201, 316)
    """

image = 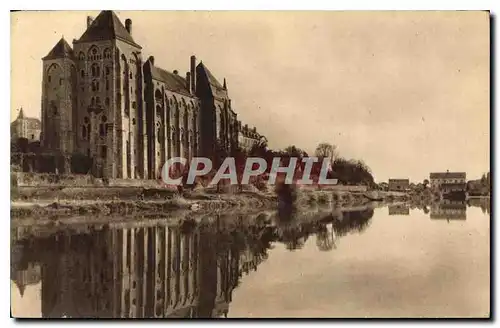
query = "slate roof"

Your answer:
(75, 10), (141, 48)
(151, 66), (193, 97)
(13, 108), (41, 128)
(43, 38), (75, 60)
(430, 172), (466, 179)
(197, 62), (228, 98)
